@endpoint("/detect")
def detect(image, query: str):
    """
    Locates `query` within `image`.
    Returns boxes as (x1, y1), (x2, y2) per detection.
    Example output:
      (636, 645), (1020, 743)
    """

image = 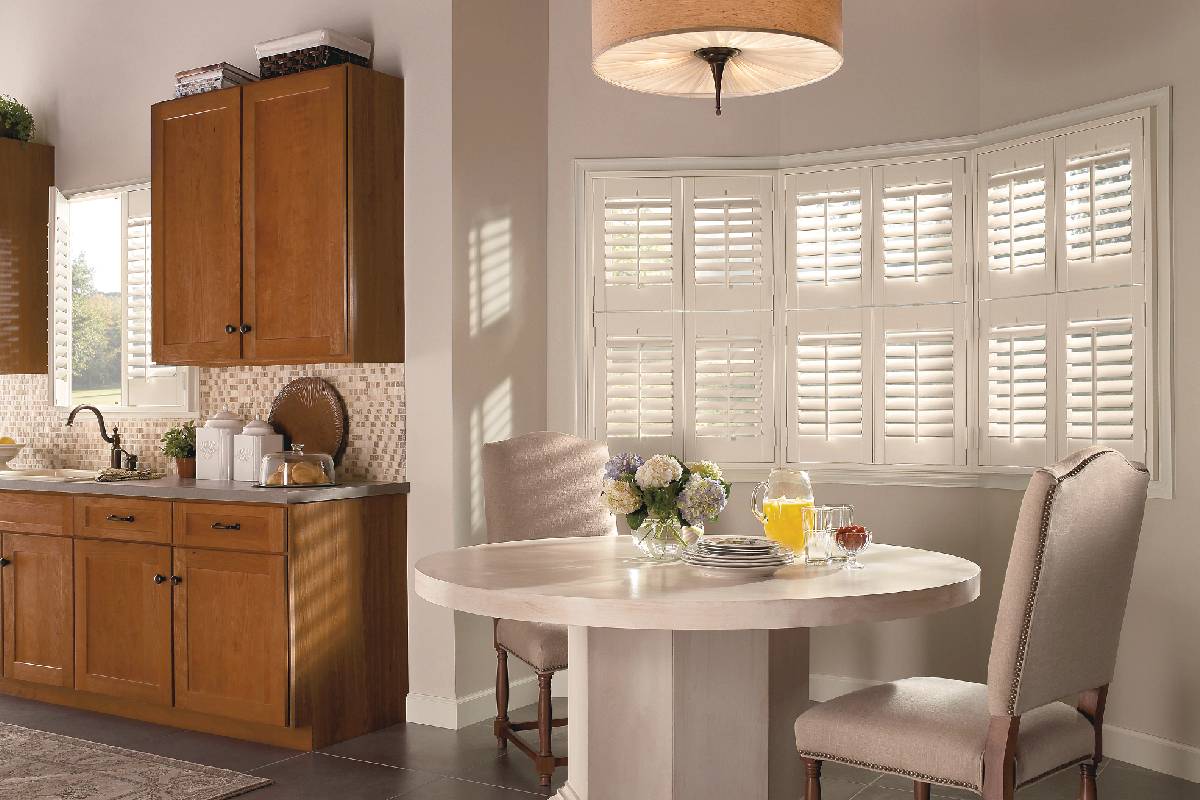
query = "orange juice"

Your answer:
(761, 498), (814, 553)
